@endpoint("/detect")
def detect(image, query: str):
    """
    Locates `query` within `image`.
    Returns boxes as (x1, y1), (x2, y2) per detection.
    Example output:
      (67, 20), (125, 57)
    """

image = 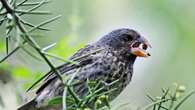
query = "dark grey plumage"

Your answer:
(18, 28), (150, 110)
